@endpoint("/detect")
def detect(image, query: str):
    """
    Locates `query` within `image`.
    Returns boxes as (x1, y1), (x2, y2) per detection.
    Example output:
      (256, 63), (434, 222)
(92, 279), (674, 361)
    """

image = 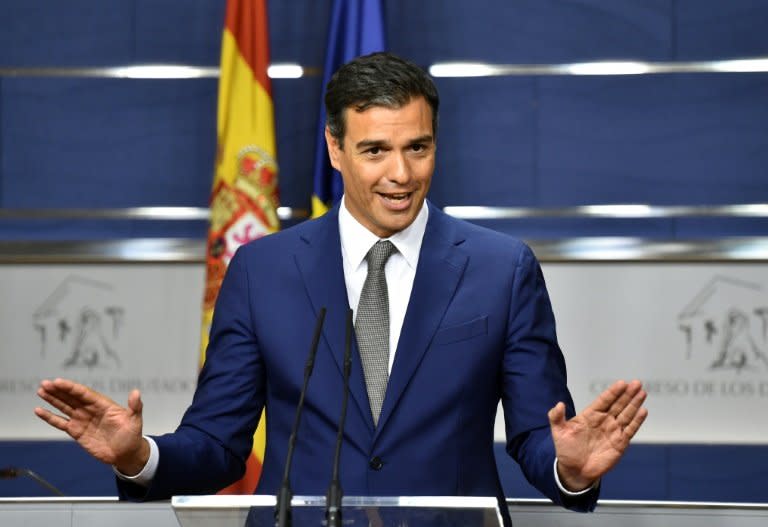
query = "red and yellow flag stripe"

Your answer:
(201, 0), (278, 494)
